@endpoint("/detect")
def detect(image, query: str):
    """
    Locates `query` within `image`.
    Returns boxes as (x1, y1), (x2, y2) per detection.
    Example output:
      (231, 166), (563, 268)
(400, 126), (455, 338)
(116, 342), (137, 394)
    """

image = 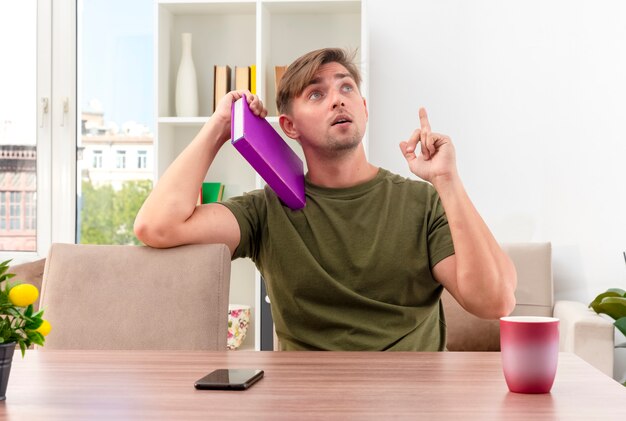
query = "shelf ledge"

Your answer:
(158, 117), (208, 127)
